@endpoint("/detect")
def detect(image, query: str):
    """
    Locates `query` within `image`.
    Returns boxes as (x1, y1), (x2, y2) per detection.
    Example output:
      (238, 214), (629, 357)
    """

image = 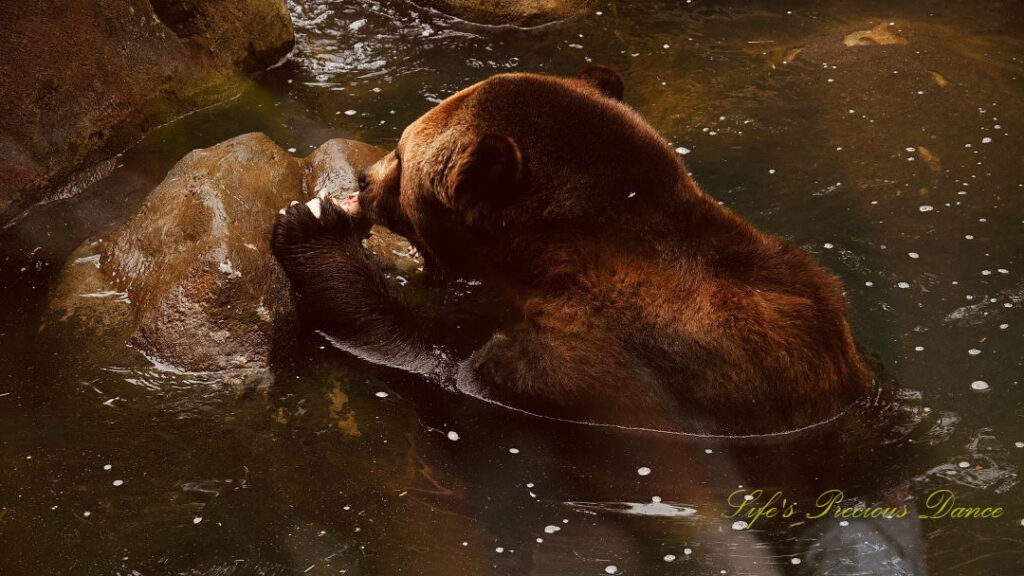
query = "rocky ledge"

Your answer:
(0, 0), (296, 220)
